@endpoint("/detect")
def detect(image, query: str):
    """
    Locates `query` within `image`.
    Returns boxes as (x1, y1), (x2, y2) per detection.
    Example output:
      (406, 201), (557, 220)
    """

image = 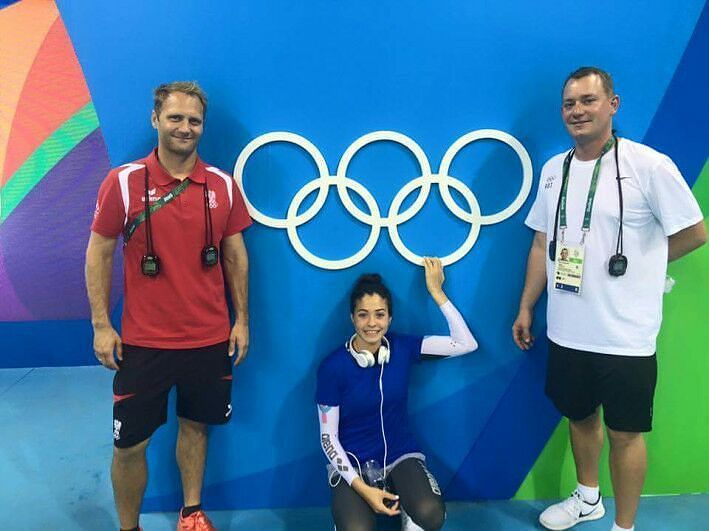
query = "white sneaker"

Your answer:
(401, 507), (425, 531)
(539, 489), (605, 530)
